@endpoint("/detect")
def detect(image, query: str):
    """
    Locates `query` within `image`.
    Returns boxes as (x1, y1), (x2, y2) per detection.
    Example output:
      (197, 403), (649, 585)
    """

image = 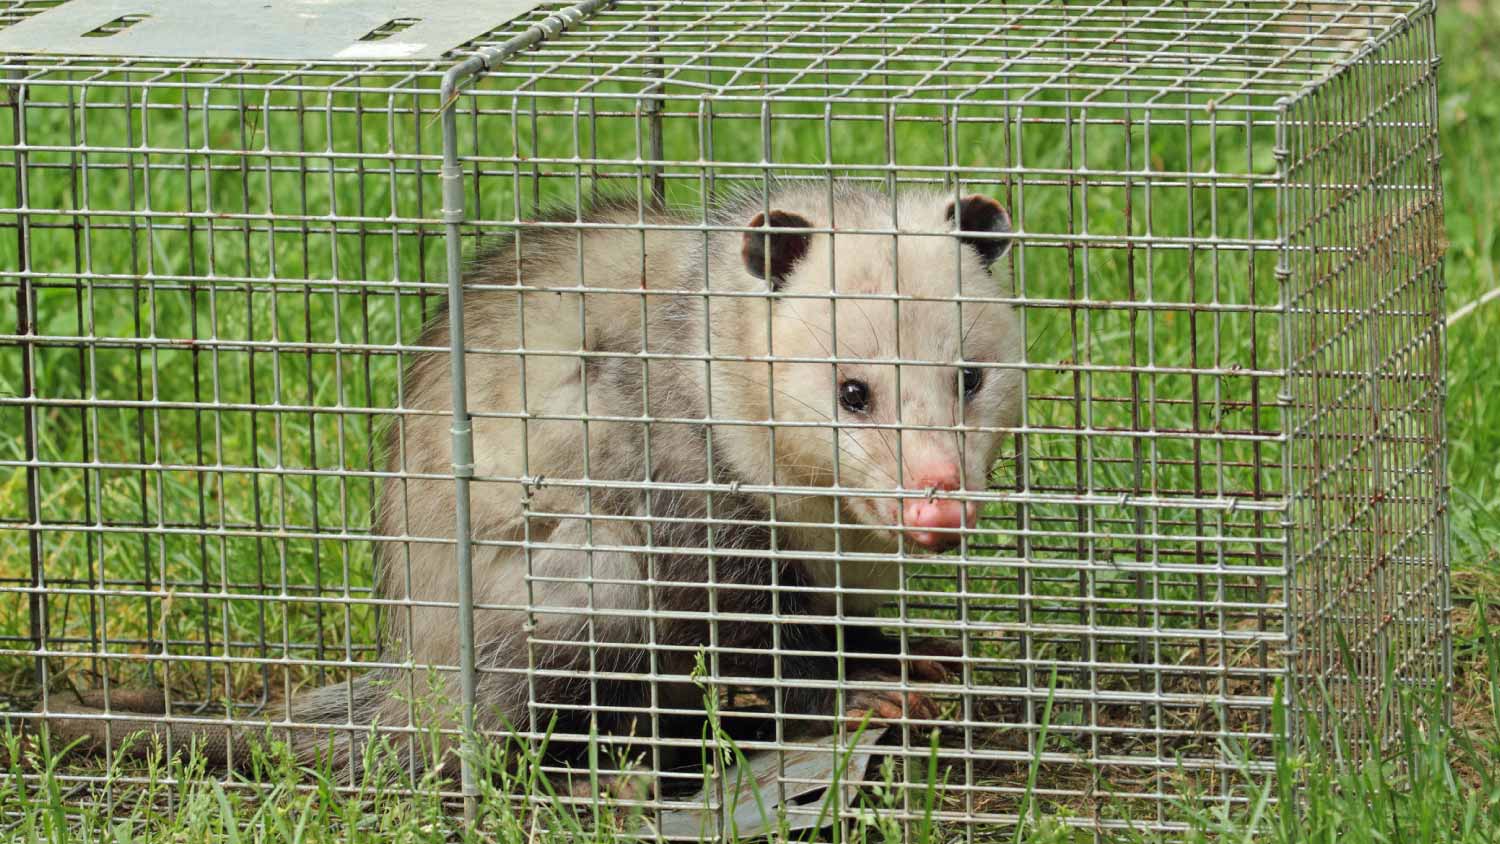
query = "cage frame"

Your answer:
(0, 0), (1450, 836)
